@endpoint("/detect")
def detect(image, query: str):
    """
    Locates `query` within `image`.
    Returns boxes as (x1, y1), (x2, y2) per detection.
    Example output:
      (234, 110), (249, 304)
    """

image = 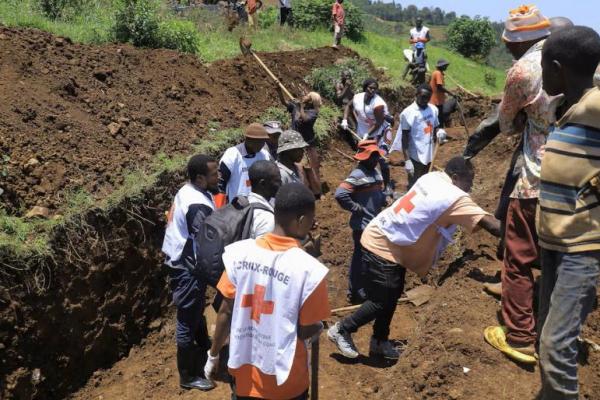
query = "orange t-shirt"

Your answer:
(430, 70), (445, 106)
(361, 196), (488, 277)
(217, 233), (331, 400)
